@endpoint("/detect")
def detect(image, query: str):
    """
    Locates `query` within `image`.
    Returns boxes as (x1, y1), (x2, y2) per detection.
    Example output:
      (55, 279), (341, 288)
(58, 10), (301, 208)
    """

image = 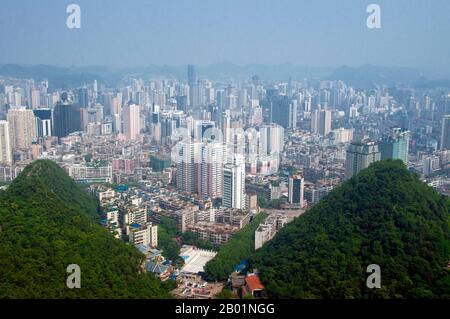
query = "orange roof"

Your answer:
(245, 275), (264, 292)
